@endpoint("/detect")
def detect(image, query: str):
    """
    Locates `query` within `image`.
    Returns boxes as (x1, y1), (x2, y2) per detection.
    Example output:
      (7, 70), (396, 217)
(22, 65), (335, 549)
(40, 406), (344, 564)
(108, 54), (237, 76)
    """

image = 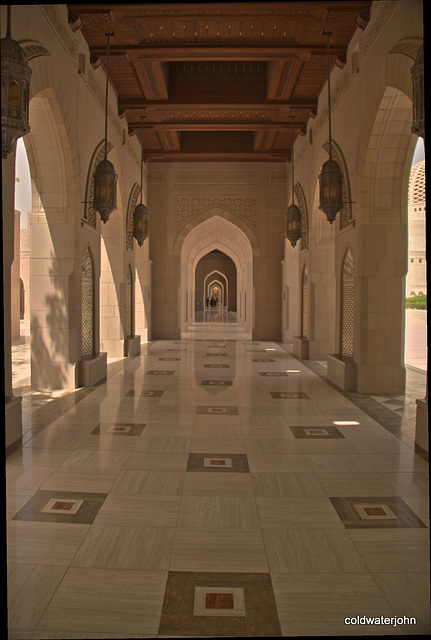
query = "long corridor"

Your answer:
(6, 333), (430, 637)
